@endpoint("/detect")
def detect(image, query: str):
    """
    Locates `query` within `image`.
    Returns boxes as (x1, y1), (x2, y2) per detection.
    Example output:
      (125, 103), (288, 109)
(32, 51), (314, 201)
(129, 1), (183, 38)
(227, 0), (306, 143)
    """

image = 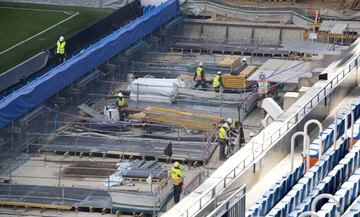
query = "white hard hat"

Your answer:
(226, 118), (233, 123)
(117, 93), (123, 97)
(217, 71), (222, 75)
(59, 36), (64, 42)
(199, 62), (204, 66)
(242, 57), (247, 62)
